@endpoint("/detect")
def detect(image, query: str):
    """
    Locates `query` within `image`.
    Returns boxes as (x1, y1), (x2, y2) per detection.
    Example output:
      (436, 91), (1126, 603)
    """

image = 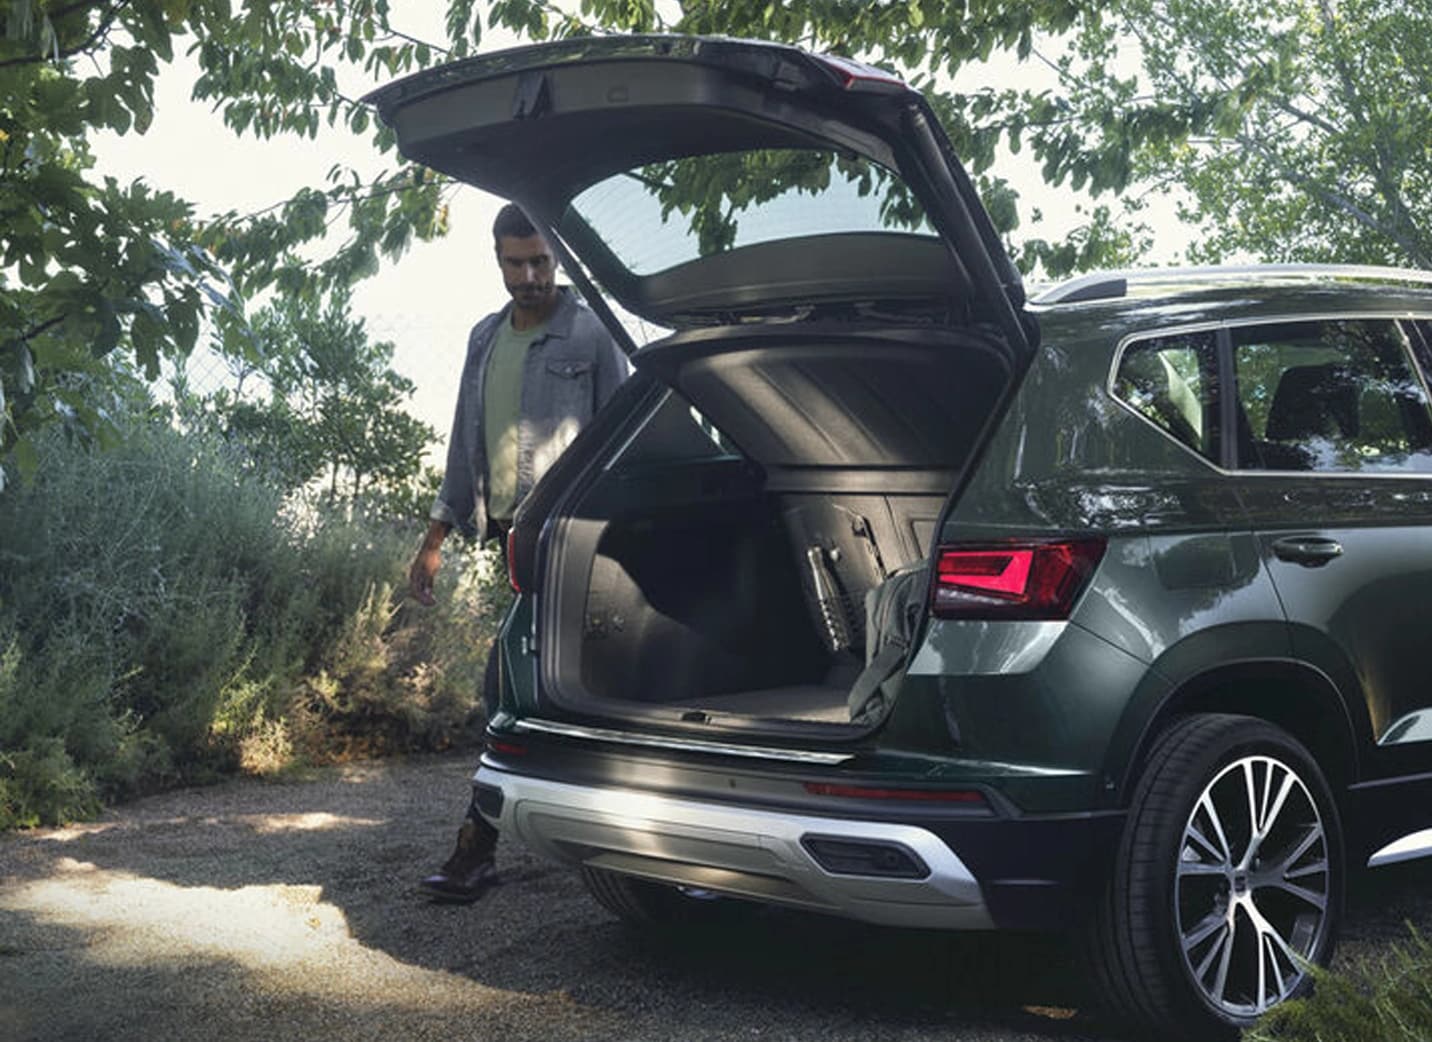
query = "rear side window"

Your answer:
(1233, 320), (1432, 473)
(1113, 332), (1220, 463)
